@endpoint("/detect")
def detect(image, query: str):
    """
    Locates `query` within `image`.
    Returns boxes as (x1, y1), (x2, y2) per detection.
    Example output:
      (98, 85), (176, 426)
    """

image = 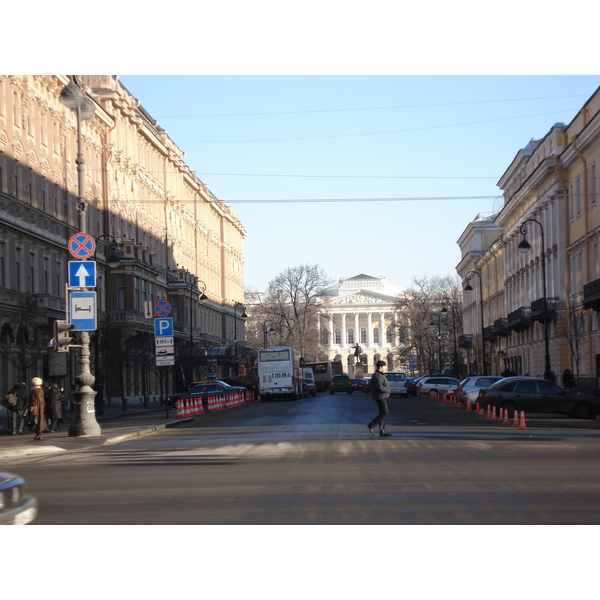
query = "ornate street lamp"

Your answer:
(441, 295), (459, 378)
(429, 313), (443, 373)
(263, 319), (276, 348)
(518, 218), (553, 381)
(61, 76), (100, 437)
(464, 270), (487, 376)
(188, 279), (207, 384)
